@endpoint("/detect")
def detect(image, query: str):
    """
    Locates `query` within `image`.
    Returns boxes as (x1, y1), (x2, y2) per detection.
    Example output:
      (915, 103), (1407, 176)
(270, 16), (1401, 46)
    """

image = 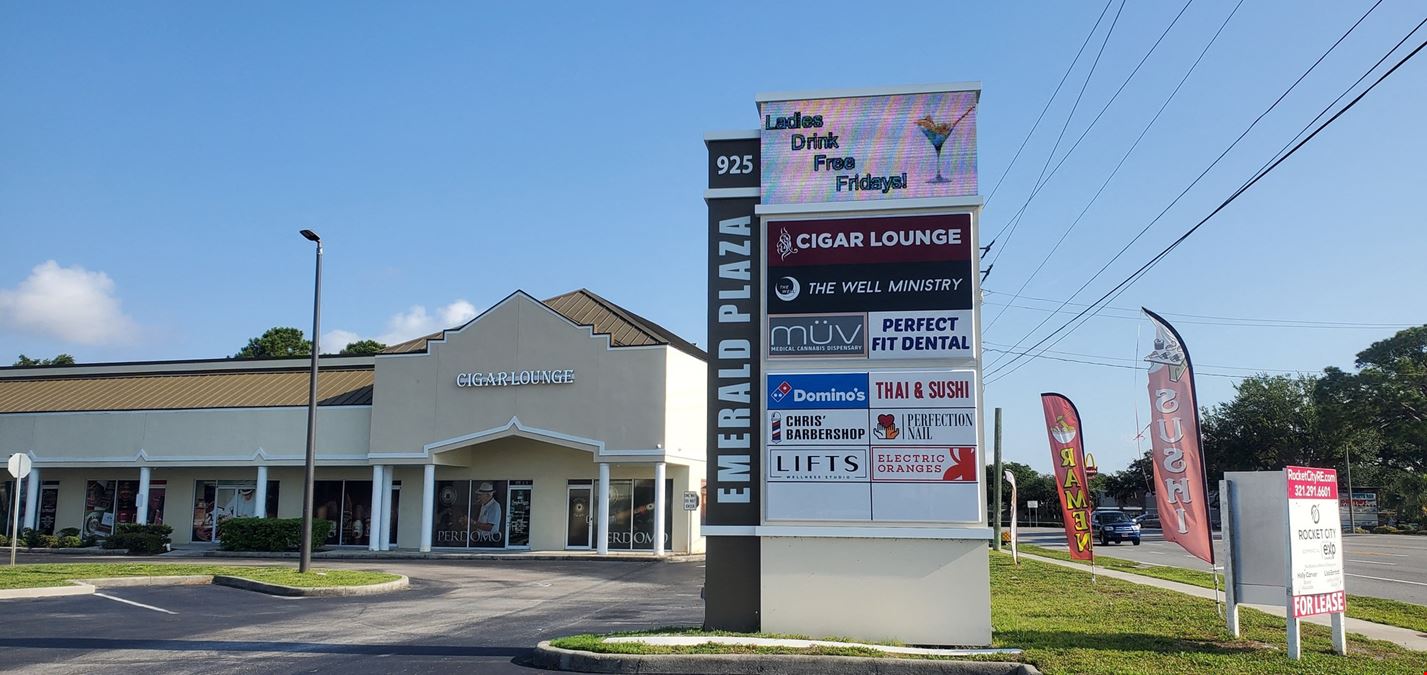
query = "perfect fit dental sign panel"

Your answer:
(759, 90), (978, 205)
